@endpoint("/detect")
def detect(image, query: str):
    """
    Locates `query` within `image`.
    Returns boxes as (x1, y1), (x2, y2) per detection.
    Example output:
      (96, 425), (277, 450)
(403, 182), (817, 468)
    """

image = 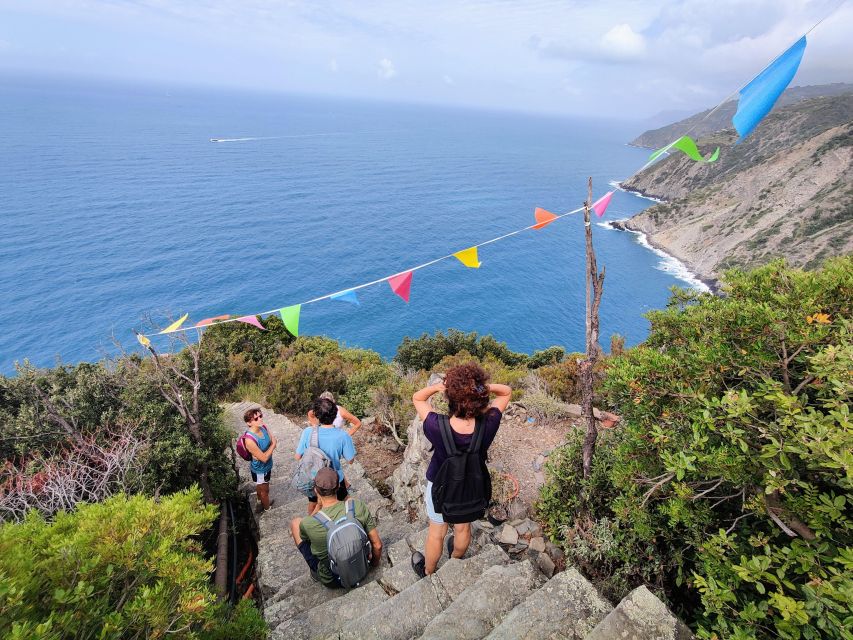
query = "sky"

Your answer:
(1, 0), (851, 118)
